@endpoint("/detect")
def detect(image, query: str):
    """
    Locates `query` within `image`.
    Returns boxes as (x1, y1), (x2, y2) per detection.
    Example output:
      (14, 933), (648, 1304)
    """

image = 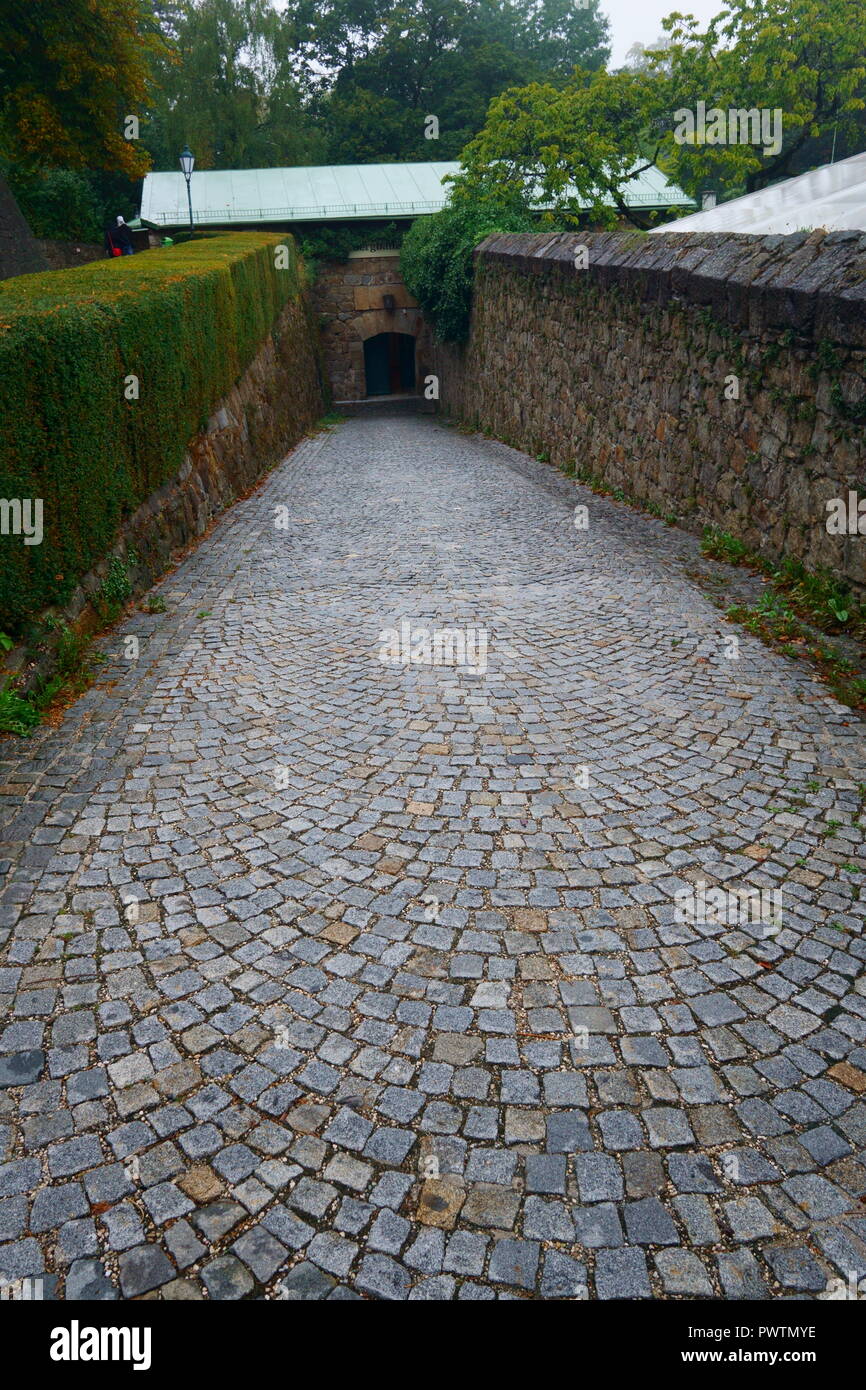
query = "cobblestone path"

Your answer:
(1, 415), (865, 1301)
